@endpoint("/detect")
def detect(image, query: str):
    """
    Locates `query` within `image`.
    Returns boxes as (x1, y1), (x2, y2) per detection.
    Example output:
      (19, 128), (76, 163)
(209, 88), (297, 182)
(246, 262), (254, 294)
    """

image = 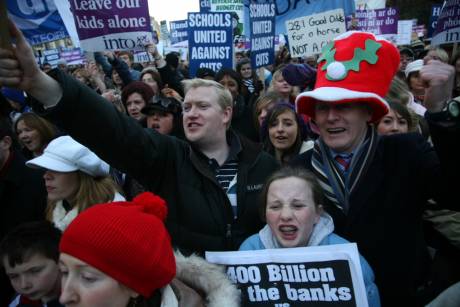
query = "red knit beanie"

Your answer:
(59, 192), (176, 298)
